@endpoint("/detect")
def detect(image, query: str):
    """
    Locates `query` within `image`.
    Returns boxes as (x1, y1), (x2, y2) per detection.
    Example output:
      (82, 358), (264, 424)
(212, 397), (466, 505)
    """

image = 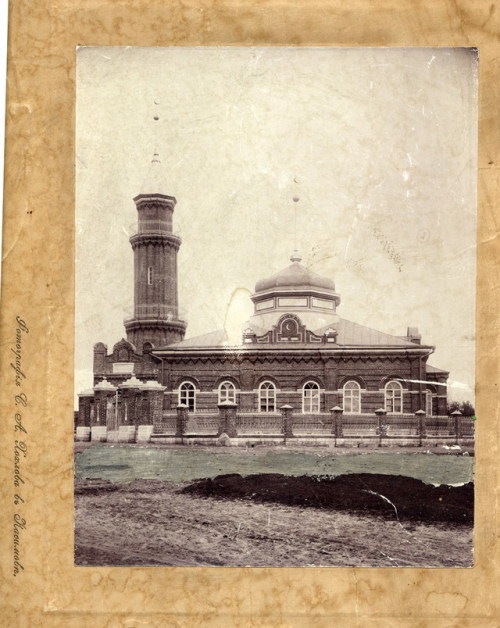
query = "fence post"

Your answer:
(280, 405), (293, 443)
(176, 404), (188, 439)
(415, 409), (426, 447)
(217, 402), (238, 437)
(94, 379), (118, 442)
(375, 408), (387, 447)
(330, 406), (343, 446)
(451, 410), (462, 445)
(76, 390), (94, 441)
